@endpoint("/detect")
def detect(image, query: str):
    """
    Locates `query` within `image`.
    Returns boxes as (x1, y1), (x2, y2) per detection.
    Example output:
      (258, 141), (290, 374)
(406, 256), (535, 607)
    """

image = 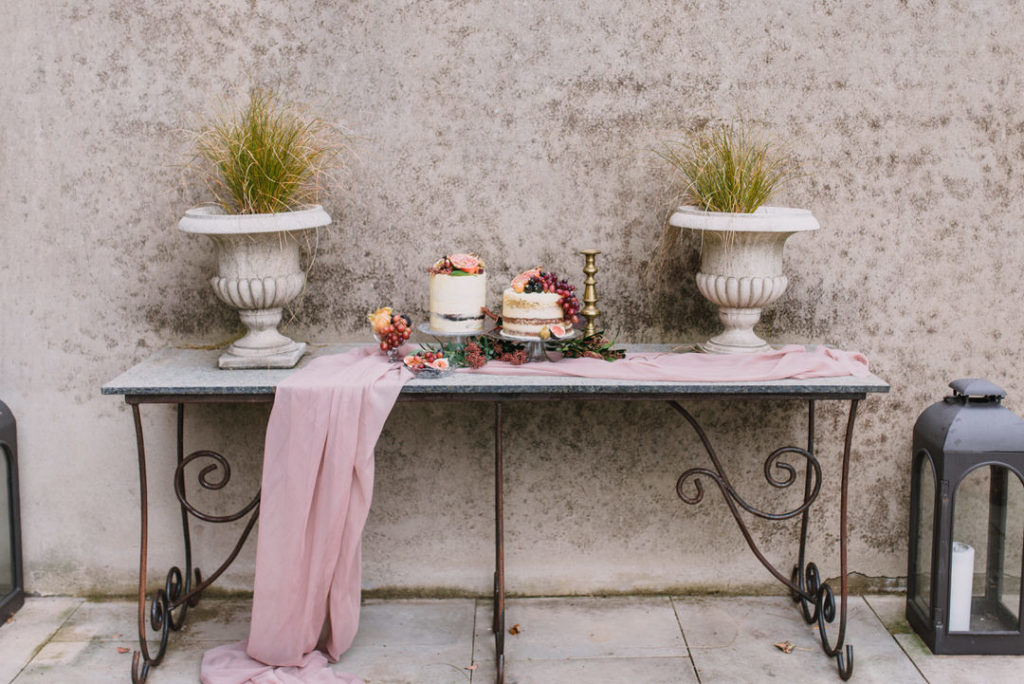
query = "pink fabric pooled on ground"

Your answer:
(201, 346), (410, 684)
(199, 343), (868, 683)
